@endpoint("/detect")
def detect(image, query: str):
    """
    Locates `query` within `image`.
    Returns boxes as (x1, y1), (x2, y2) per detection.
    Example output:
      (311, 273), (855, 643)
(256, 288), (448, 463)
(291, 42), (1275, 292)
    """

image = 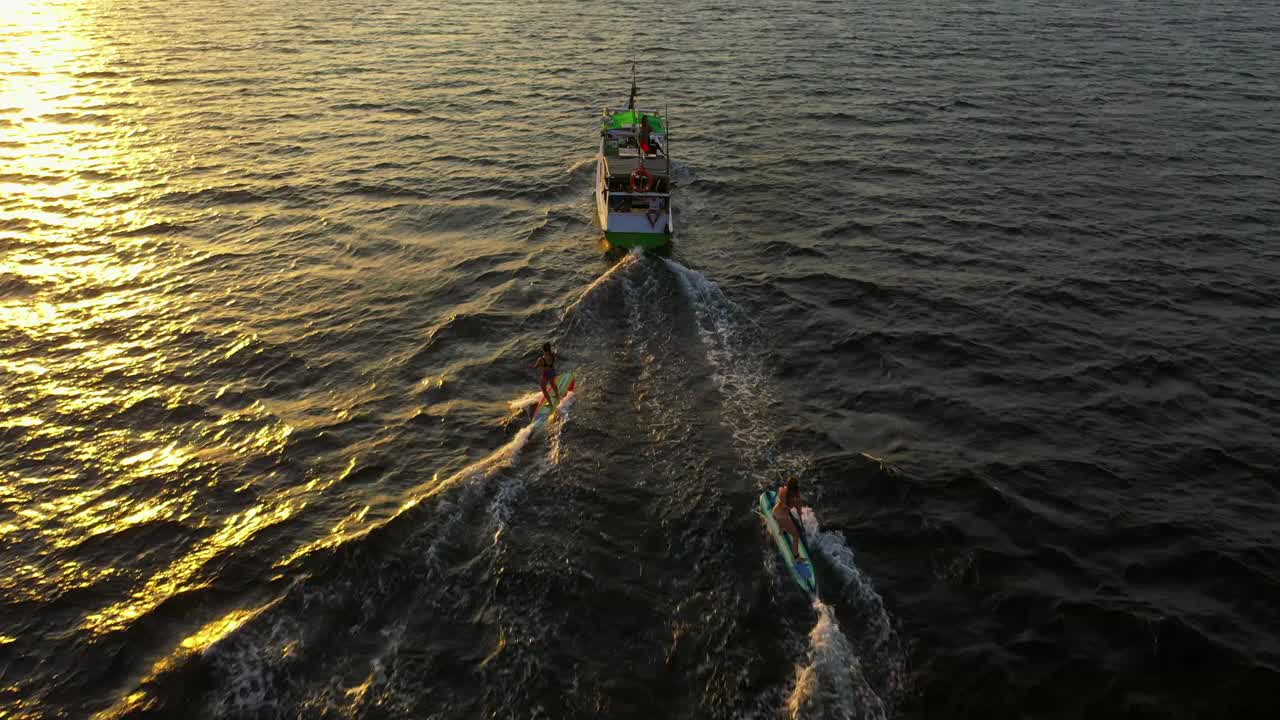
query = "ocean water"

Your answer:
(2, 0), (1278, 718)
